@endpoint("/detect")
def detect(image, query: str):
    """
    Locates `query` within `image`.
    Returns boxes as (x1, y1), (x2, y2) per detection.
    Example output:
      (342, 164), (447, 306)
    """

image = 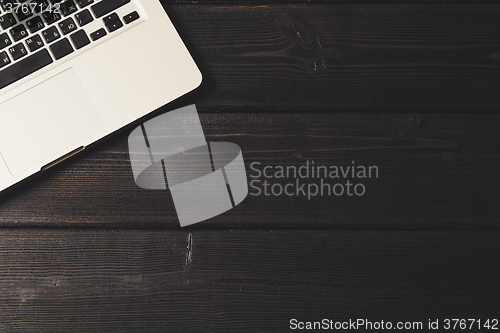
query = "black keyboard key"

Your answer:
(60, 0), (77, 16)
(31, 0), (50, 13)
(76, 0), (93, 8)
(25, 34), (44, 52)
(42, 10), (61, 24)
(91, 0), (129, 18)
(58, 17), (77, 34)
(50, 37), (73, 59)
(42, 26), (60, 43)
(0, 49), (53, 90)
(0, 13), (17, 29)
(0, 32), (12, 50)
(123, 11), (138, 24)
(0, 51), (11, 69)
(26, 16), (45, 33)
(15, 6), (33, 21)
(70, 29), (89, 49)
(89, 27), (106, 41)
(10, 24), (27, 41)
(103, 13), (122, 32)
(75, 8), (92, 26)
(8, 42), (27, 60)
